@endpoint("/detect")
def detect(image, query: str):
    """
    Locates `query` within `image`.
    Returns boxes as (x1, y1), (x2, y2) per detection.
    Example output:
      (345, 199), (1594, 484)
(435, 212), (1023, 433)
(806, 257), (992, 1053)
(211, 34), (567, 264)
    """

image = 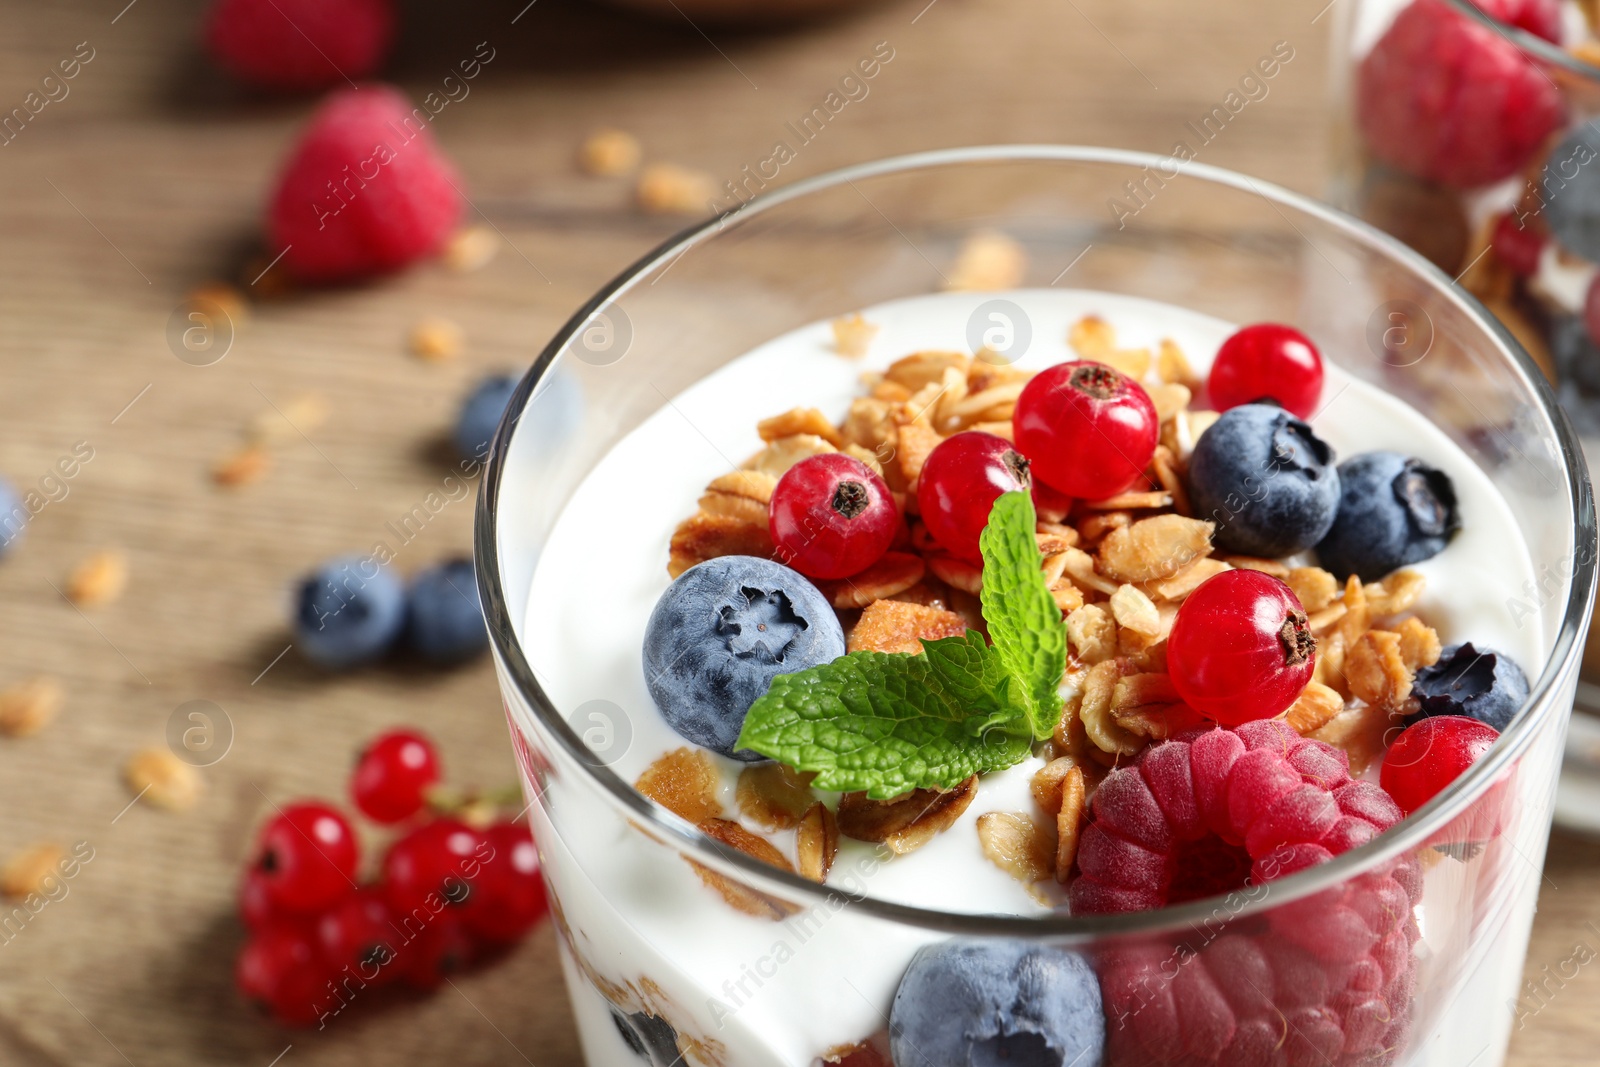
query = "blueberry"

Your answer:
(1316, 451), (1460, 582)
(1549, 315), (1600, 436)
(293, 554), (405, 669)
(1406, 643), (1529, 731)
(1186, 403), (1340, 557)
(611, 1009), (680, 1064)
(890, 940), (1105, 1067)
(642, 555), (845, 760)
(454, 366), (583, 462)
(1542, 127), (1600, 262)
(403, 558), (488, 665)
(0, 476), (25, 556)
